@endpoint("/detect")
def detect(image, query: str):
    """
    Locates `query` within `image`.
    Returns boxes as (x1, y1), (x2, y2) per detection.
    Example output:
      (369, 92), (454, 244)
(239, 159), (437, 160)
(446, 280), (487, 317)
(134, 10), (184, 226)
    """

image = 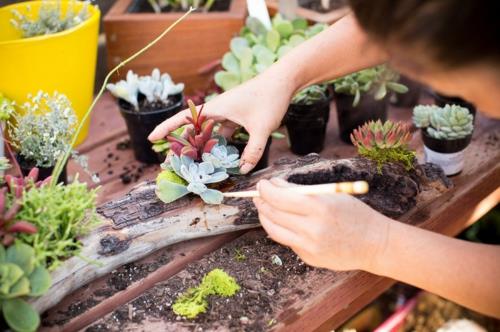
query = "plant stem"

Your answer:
(50, 7), (196, 187)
